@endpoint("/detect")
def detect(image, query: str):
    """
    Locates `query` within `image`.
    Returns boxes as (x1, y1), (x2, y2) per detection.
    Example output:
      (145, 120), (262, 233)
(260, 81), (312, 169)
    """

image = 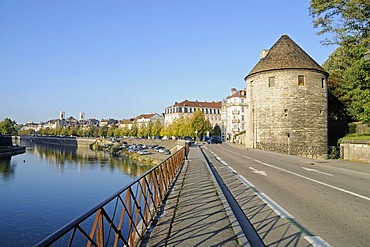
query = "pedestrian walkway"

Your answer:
(141, 145), (243, 246)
